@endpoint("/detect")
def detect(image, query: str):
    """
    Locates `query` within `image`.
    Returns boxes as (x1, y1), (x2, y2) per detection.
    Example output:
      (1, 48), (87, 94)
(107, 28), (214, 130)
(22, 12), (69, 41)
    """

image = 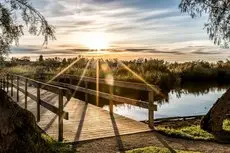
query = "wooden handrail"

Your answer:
(13, 74), (71, 100)
(5, 74), (70, 141)
(51, 81), (157, 111)
(7, 73), (158, 131)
